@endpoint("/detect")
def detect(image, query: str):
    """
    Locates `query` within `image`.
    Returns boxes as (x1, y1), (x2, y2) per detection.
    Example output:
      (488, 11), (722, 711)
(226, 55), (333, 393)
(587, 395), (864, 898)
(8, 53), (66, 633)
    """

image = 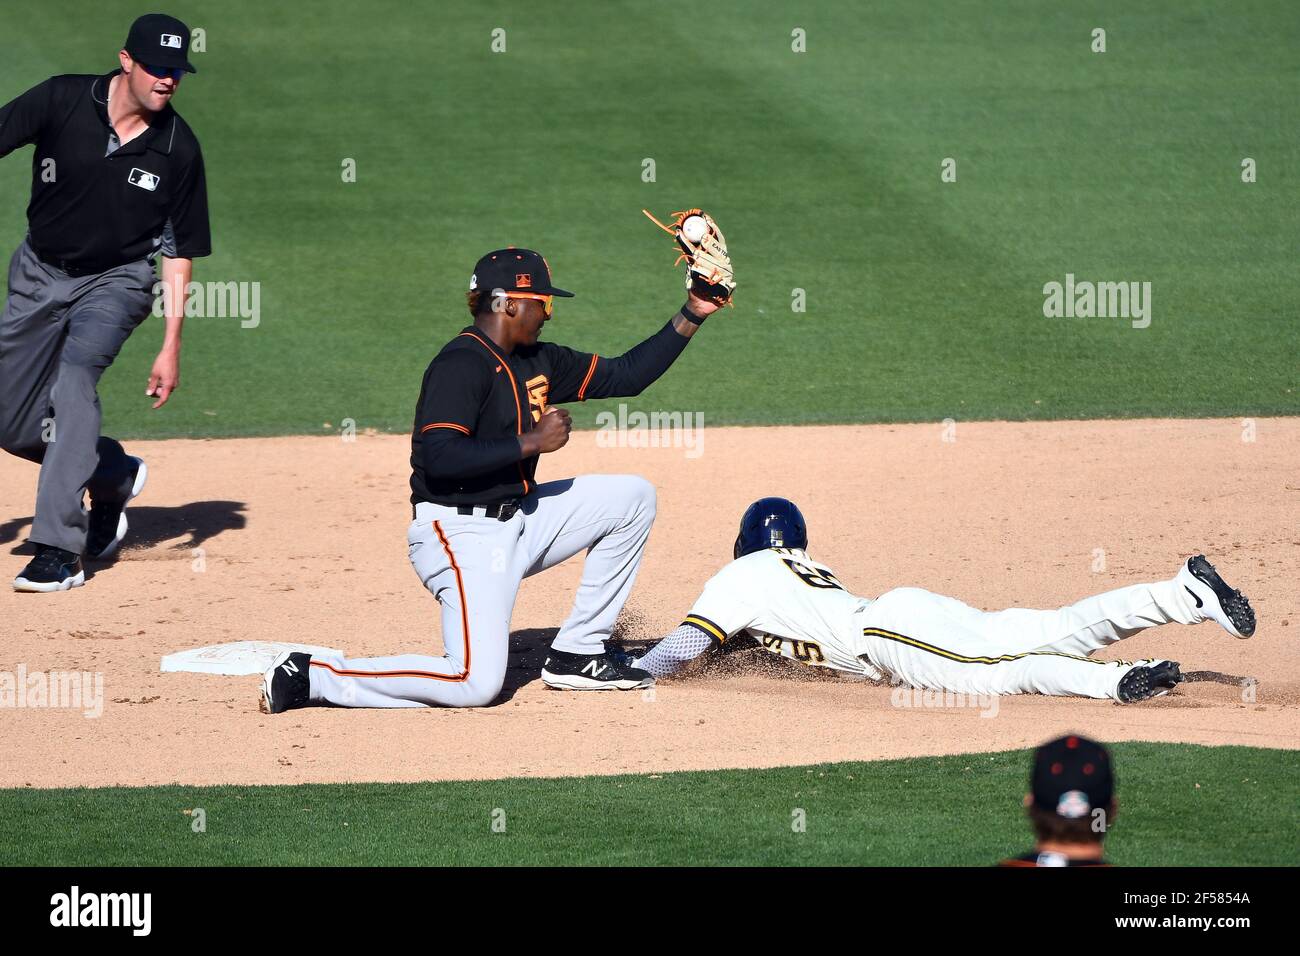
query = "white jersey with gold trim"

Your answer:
(682, 548), (882, 678)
